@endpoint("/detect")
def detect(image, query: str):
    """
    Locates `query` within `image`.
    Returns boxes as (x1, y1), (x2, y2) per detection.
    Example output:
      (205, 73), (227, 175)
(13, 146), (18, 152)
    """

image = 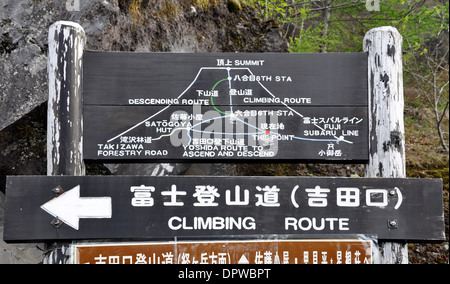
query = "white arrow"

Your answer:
(41, 185), (112, 230)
